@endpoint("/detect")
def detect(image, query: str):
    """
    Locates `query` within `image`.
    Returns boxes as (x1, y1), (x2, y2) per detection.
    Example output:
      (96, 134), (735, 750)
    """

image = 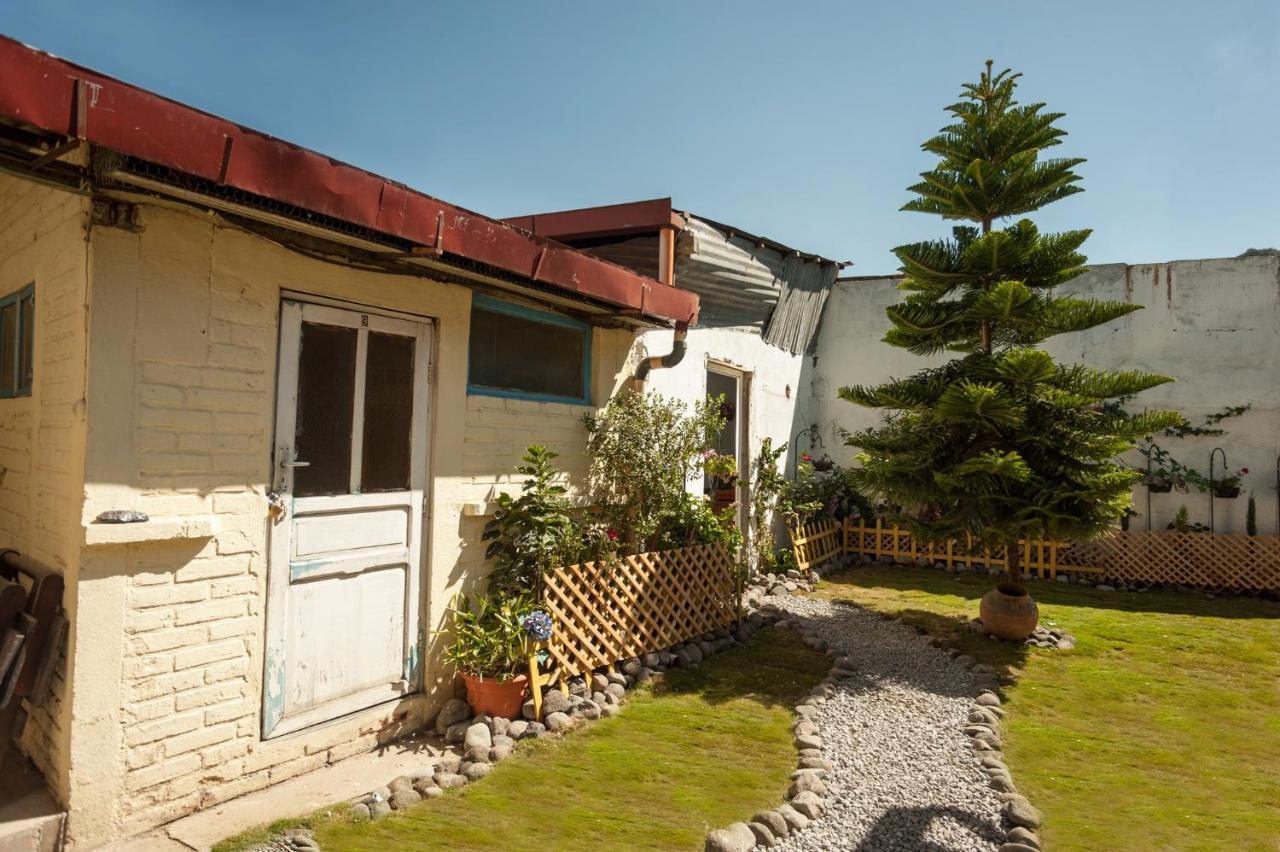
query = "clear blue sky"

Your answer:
(3, 1), (1277, 273)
